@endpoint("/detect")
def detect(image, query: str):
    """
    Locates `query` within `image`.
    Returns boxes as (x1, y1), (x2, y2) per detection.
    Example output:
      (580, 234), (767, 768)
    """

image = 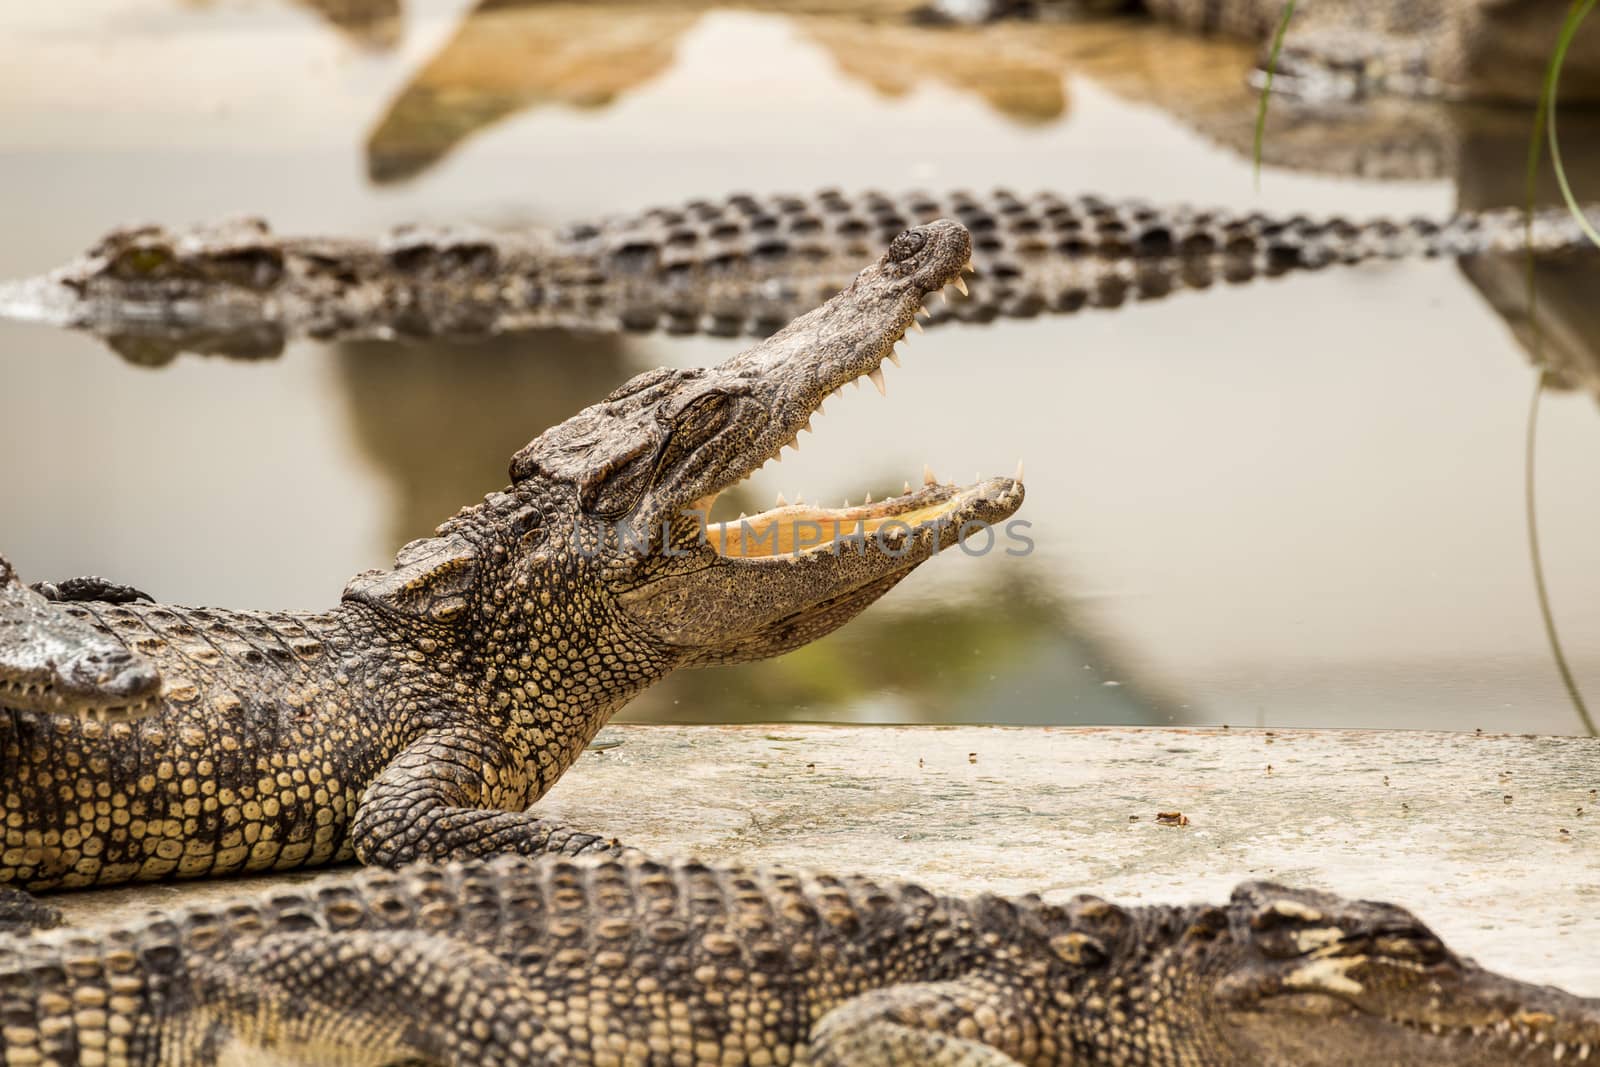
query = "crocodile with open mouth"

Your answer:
(1, 189), (1592, 362)
(1, 852), (1595, 1065)
(0, 220), (1024, 920)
